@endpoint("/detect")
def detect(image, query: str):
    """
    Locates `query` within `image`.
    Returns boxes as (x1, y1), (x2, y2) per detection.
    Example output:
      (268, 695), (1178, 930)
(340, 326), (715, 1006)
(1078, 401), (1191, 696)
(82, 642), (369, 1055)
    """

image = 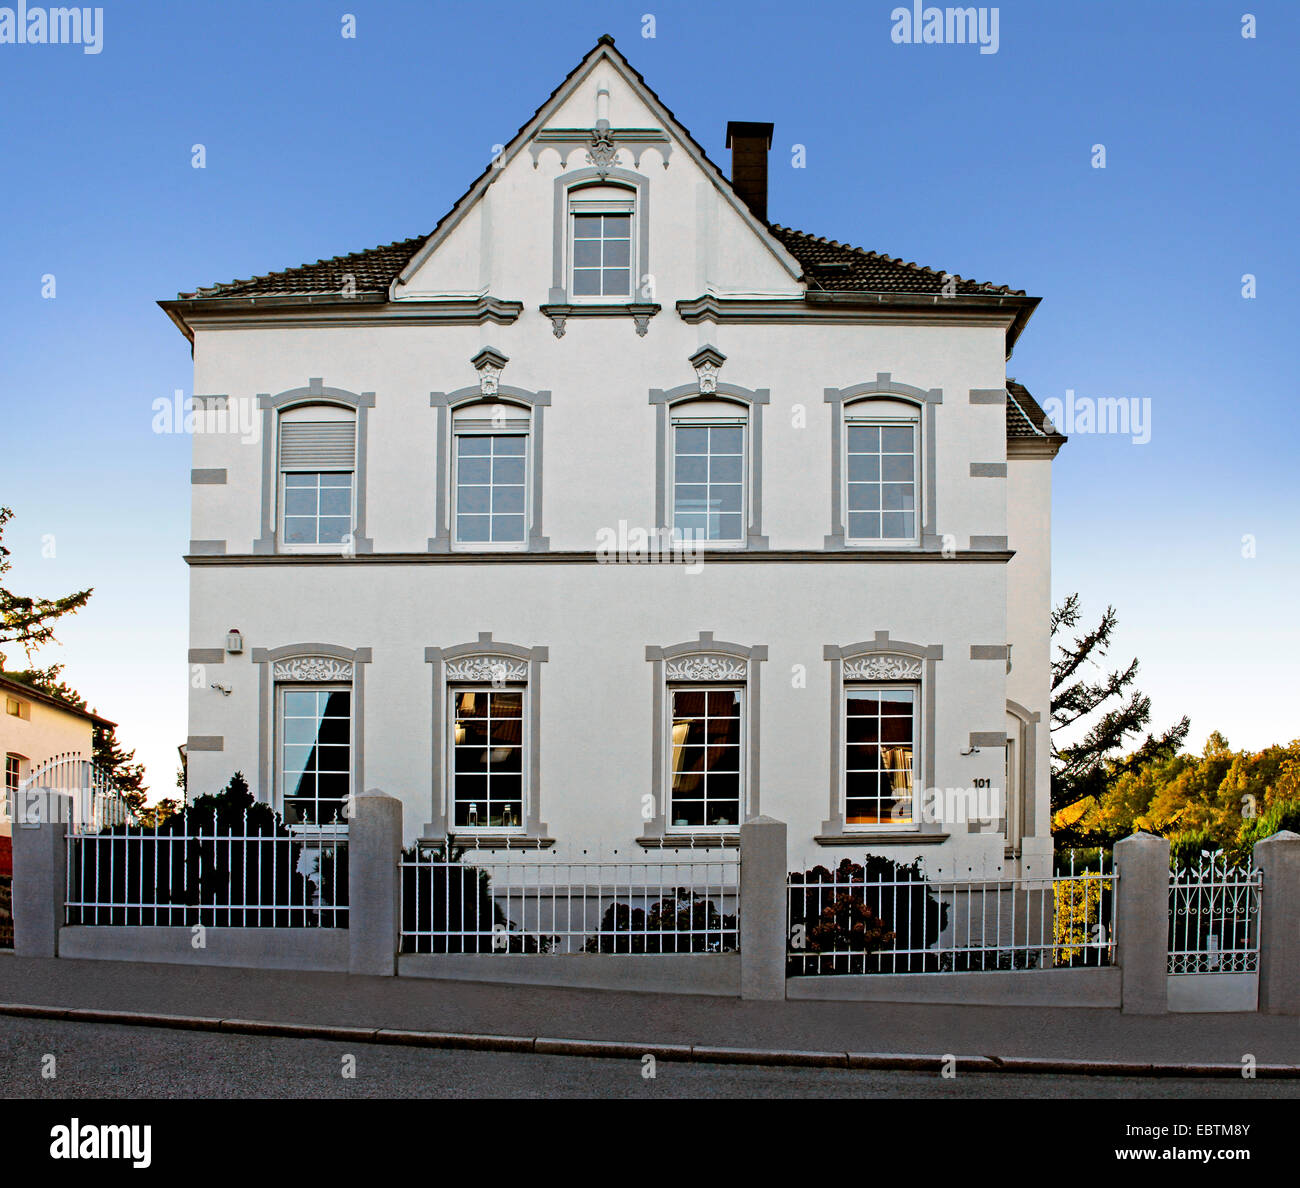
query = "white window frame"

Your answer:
(669, 402), (749, 548)
(842, 404), (922, 548)
(275, 682), (353, 830)
(4, 752), (23, 822)
(665, 683), (747, 833)
(841, 681), (920, 832)
(447, 682), (529, 835)
(451, 420), (532, 553)
(568, 189), (635, 303)
(277, 405), (358, 555)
